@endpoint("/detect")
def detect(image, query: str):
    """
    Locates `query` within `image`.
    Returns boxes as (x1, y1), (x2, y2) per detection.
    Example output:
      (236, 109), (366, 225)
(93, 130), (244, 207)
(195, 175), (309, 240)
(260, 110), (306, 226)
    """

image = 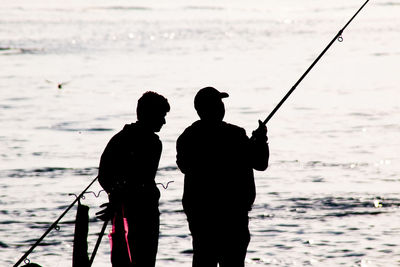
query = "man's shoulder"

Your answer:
(106, 123), (161, 152)
(183, 120), (244, 131)
(222, 122), (246, 135)
(178, 121), (247, 140)
(179, 120), (201, 135)
(223, 122), (244, 131)
(102, 126), (126, 152)
(110, 124), (133, 140)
